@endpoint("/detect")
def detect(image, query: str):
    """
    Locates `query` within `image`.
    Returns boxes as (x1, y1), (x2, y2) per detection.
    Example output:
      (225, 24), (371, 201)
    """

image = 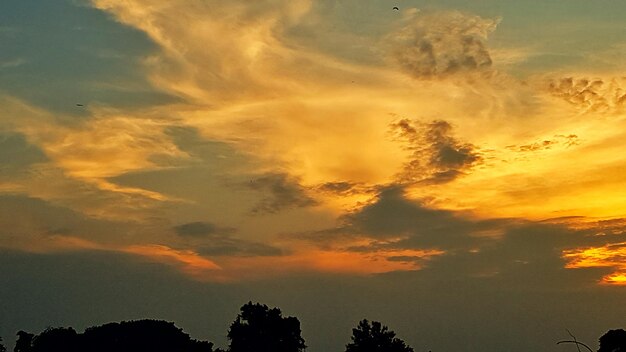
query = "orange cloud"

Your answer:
(8, 234), (443, 282)
(122, 244), (222, 277)
(211, 246), (444, 282)
(602, 272), (626, 286)
(563, 242), (626, 285)
(24, 235), (223, 280)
